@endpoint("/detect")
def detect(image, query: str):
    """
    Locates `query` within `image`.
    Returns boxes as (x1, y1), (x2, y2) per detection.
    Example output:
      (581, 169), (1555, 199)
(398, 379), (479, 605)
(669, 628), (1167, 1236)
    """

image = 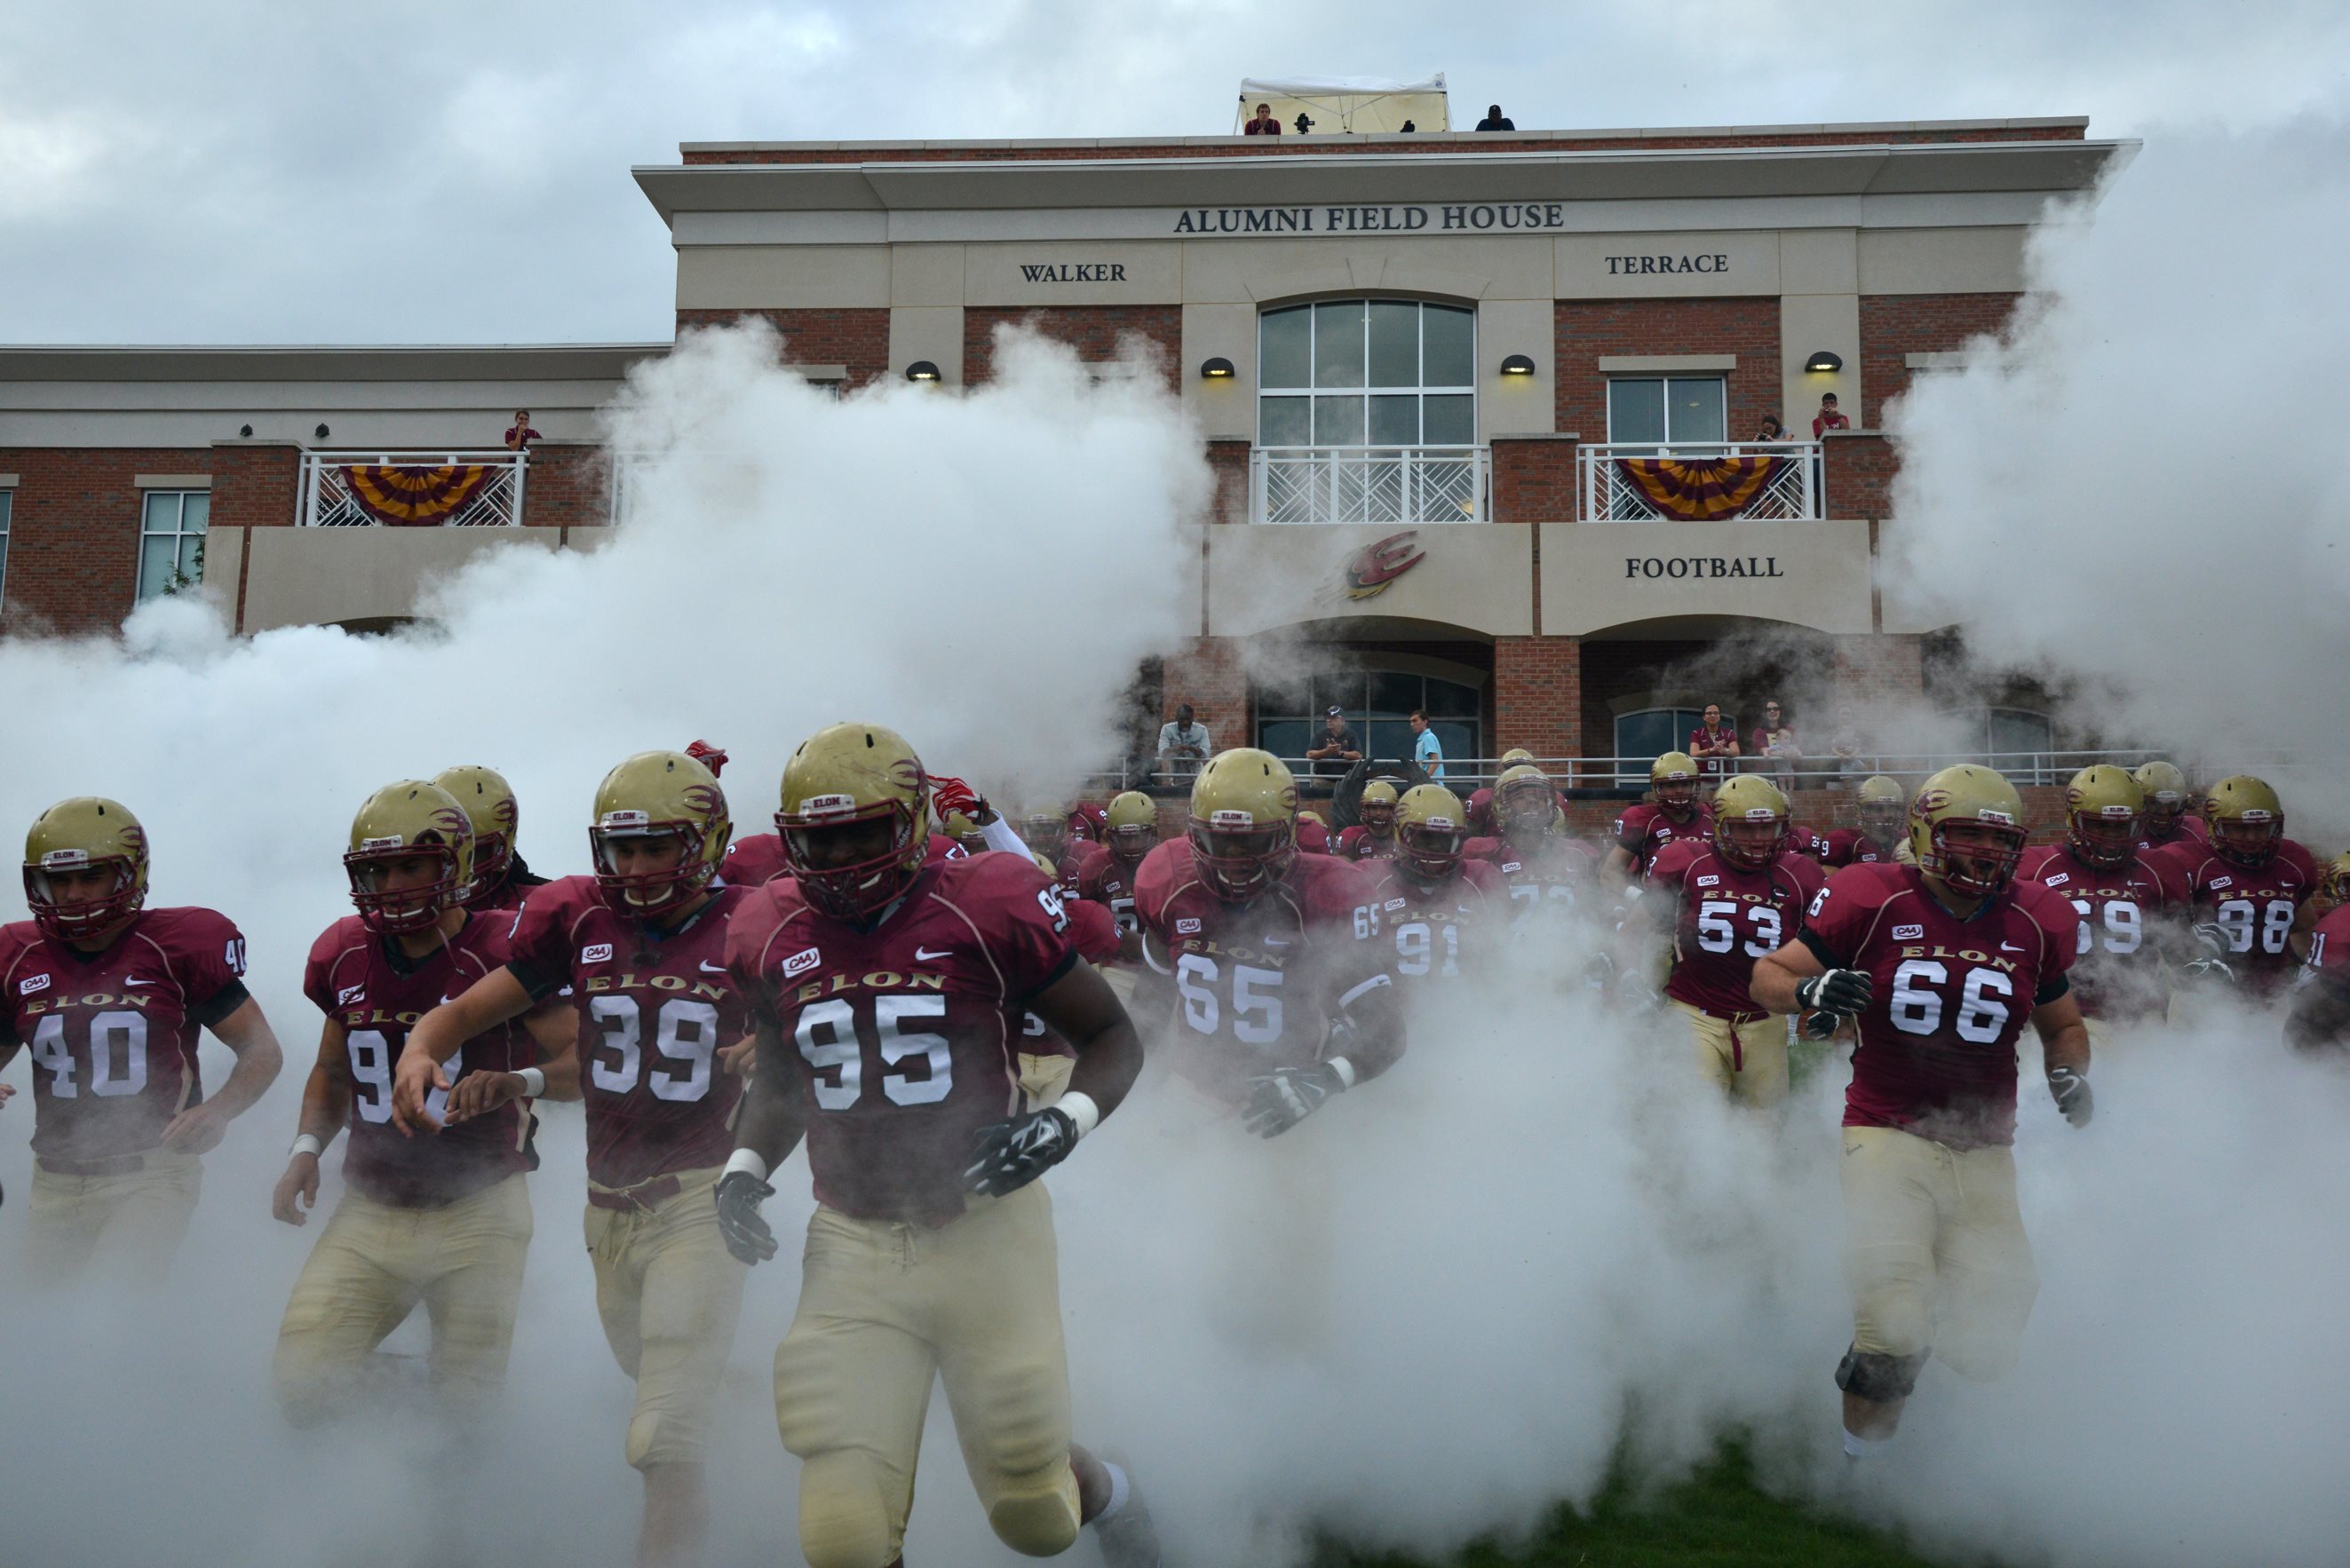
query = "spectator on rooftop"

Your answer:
(1157, 703), (1211, 780)
(1475, 104), (1515, 131)
(1690, 702), (1741, 779)
(504, 408), (541, 453)
(1812, 392), (1851, 439)
(1243, 103), (1281, 136)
